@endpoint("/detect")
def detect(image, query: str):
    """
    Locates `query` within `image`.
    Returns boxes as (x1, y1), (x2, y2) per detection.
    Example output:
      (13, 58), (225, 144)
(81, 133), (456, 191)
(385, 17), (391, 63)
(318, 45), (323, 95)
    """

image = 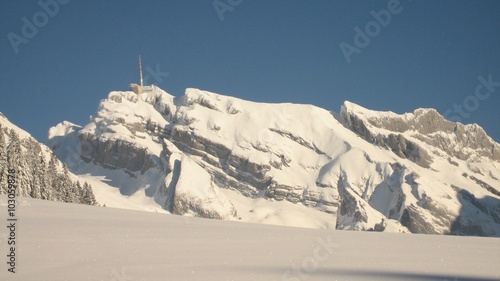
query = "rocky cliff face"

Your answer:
(49, 87), (500, 236)
(341, 102), (500, 163)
